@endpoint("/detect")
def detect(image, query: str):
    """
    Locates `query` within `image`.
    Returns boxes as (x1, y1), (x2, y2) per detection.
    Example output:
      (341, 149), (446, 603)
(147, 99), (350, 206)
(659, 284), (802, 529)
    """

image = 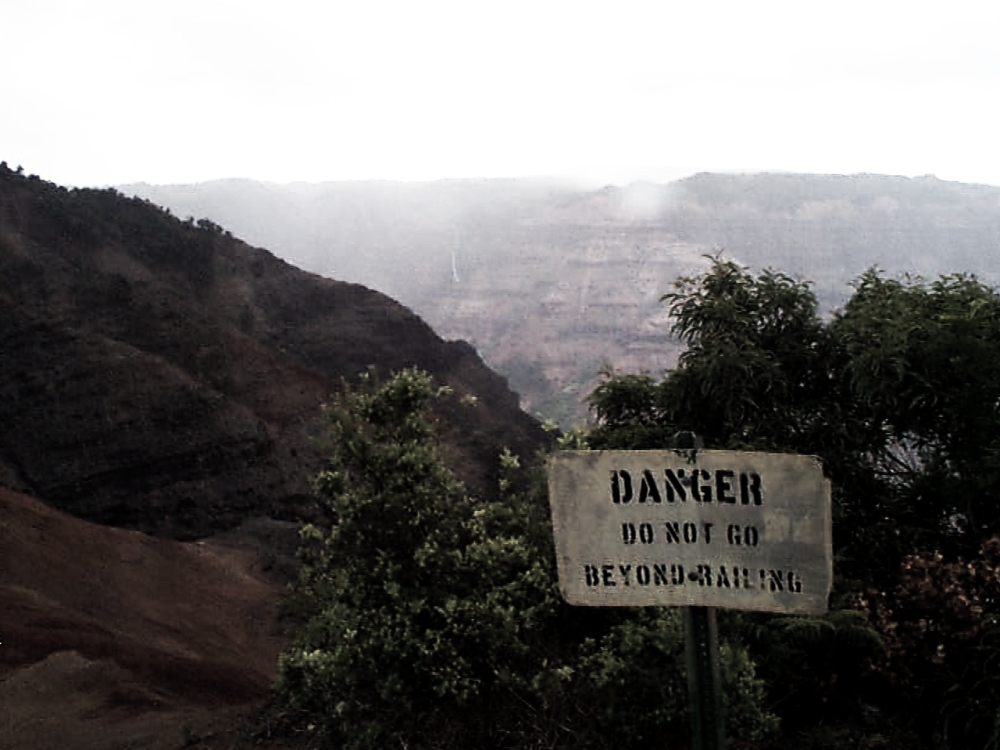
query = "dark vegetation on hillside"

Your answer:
(0, 163), (546, 539)
(277, 260), (1000, 750)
